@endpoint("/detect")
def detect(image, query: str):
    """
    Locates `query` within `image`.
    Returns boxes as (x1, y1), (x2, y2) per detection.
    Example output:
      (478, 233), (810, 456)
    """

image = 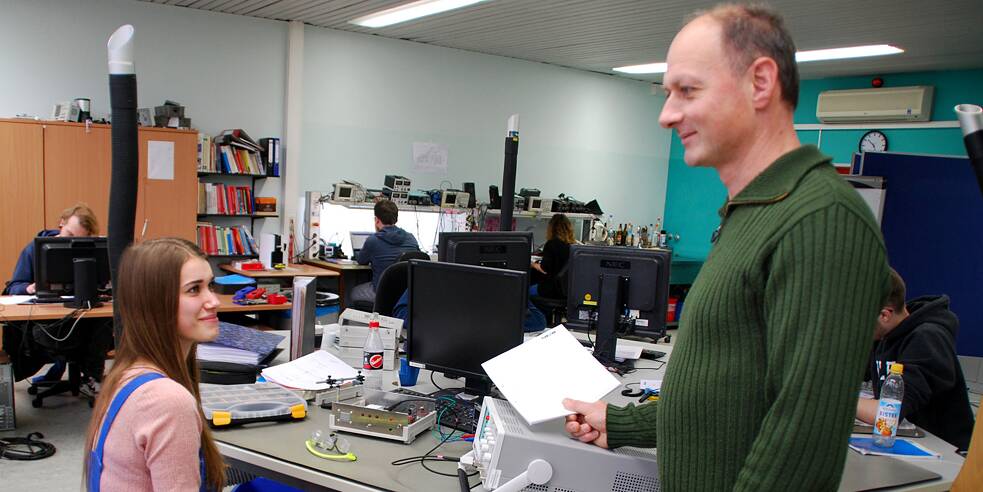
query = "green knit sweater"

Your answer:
(606, 146), (889, 491)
